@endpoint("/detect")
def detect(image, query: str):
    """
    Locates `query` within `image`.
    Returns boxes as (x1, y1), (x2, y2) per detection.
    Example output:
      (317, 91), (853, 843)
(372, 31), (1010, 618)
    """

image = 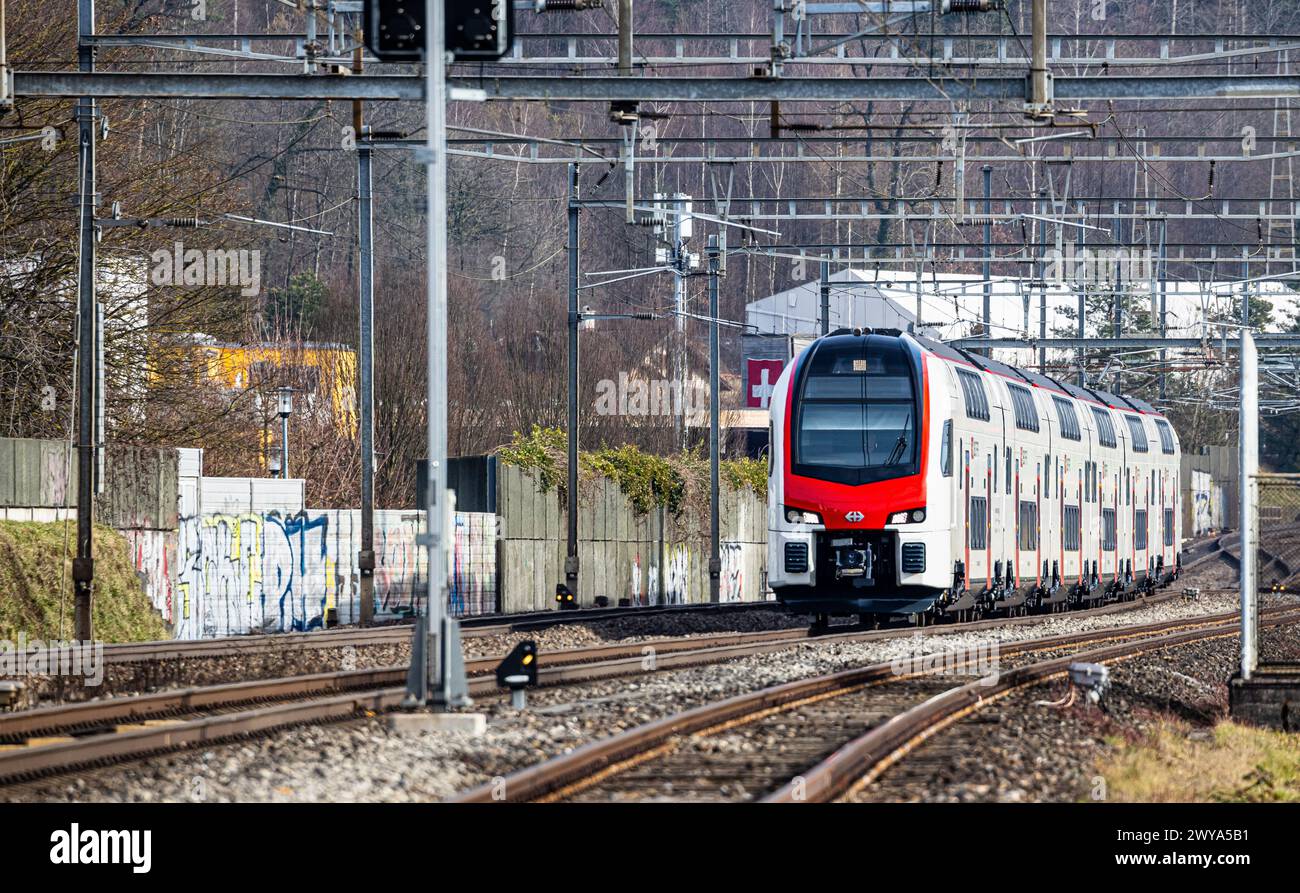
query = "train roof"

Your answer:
(909, 333), (1166, 418)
